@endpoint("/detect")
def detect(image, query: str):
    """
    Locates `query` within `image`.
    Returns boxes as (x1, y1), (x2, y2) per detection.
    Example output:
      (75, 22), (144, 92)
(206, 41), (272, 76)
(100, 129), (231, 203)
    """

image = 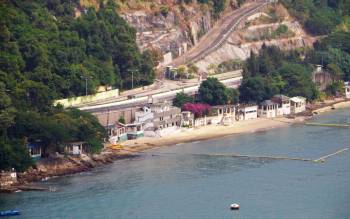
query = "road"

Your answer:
(170, 0), (267, 67)
(79, 70), (243, 113)
(76, 1), (267, 113)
